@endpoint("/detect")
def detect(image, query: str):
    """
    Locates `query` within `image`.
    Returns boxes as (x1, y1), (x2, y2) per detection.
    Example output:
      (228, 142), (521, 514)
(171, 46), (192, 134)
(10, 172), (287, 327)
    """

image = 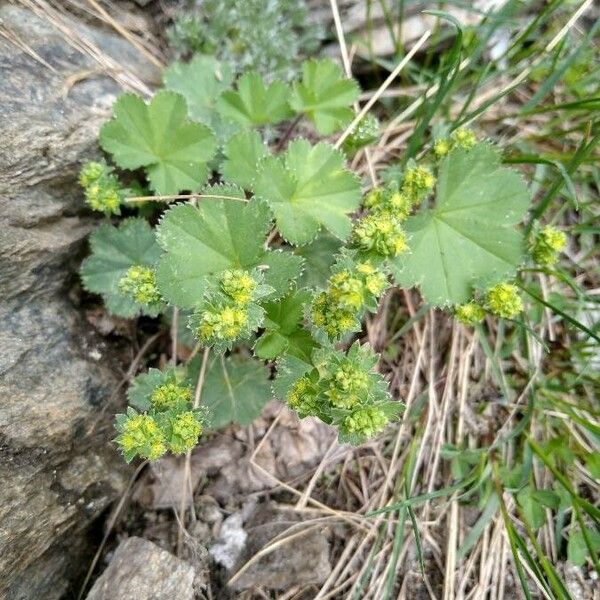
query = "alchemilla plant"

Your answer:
(79, 53), (566, 463)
